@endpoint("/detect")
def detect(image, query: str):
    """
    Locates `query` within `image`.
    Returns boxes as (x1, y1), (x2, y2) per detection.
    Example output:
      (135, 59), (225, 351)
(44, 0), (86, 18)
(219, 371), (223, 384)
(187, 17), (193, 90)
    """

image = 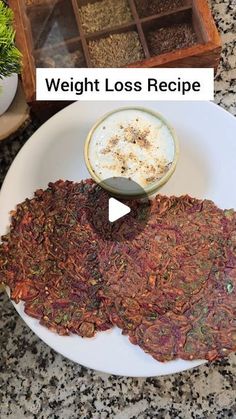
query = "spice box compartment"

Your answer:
(9, 0), (221, 118)
(34, 39), (86, 68)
